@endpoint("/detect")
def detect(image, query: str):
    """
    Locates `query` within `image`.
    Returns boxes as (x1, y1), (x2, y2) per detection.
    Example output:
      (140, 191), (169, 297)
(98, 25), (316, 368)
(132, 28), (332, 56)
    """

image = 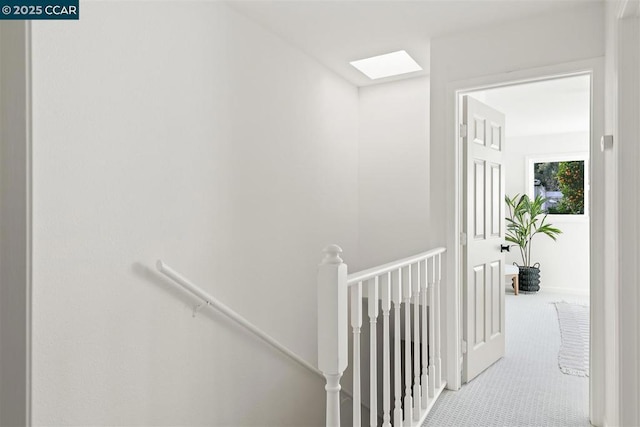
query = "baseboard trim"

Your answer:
(541, 287), (590, 296)
(414, 382), (447, 426)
